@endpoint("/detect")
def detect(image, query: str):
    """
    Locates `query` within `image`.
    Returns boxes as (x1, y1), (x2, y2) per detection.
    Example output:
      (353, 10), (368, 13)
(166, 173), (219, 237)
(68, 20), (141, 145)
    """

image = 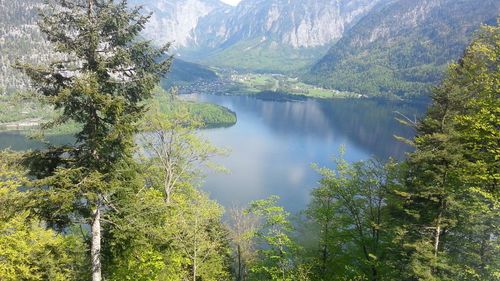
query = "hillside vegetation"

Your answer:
(308, 0), (500, 98)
